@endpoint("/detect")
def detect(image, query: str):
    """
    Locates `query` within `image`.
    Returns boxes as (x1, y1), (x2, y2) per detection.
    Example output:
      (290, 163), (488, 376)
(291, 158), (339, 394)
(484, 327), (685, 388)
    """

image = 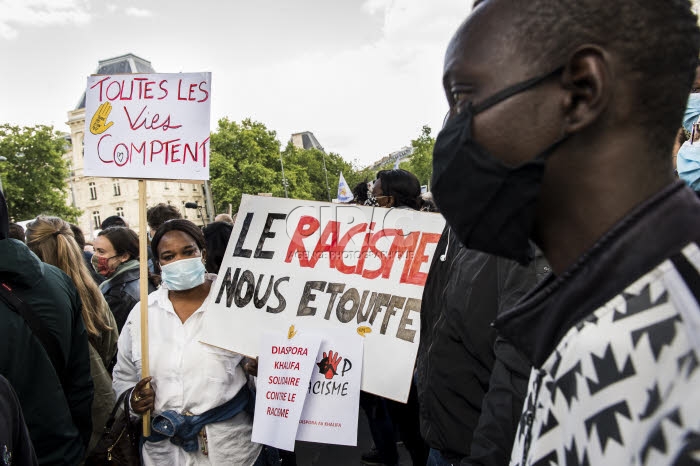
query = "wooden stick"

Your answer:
(138, 180), (151, 437)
